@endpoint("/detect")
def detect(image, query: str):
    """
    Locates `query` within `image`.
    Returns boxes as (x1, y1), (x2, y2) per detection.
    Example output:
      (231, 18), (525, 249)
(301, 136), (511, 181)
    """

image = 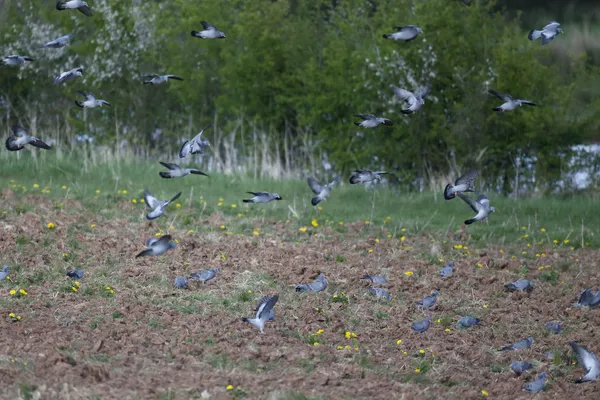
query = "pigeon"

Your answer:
(392, 85), (429, 114)
(158, 161), (208, 179)
(66, 269), (84, 279)
(444, 170), (478, 200)
(136, 235), (176, 258)
(576, 288), (600, 308)
(142, 74), (184, 85)
(191, 21), (226, 39)
(54, 67), (83, 85)
(523, 372), (547, 393)
(174, 277), (188, 289)
(457, 192), (495, 225)
(143, 190), (182, 220)
(545, 321), (562, 334)
(362, 274), (389, 284)
(411, 316), (431, 333)
(188, 268), (218, 284)
(307, 175), (340, 206)
(458, 0), (471, 5)
(0, 266), (8, 281)
(295, 273), (328, 292)
(179, 125), (211, 158)
(74, 91), (111, 109)
(510, 361), (534, 376)
(41, 34), (73, 48)
(499, 337), (534, 351)
(528, 21), (563, 45)
(439, 261), (454, 278)
(488, 89), (536, 112)
(1, 55), (34, 66)
(368, 287), (392, 301)
(242, 294), (278, 334)
(56, 0), (92, 16)
(5, 125), (51, 152)
(354, 114), (393, 128)
(457, 316), (480, 329)
(383, 25), (423, 41)
(504, 278), (534, 293)
(349, 170), (389, 185)
(242, 192), (282, 204)
(569, 342), (600, 383)
(416, 290), (439, 310)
